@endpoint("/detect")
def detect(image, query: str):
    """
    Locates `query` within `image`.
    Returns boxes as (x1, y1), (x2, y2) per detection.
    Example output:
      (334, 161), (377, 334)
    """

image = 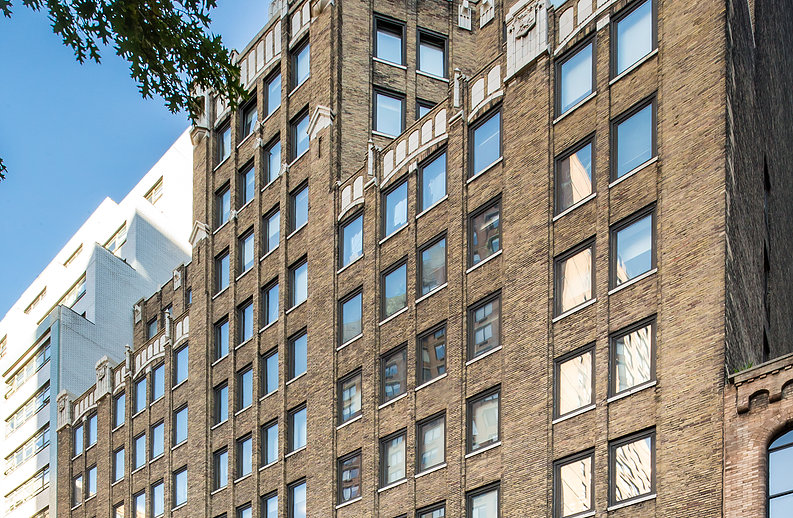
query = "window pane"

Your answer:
(266, 211), (280, 252)
(291, 482), (307, 518)
(418, 103), (433, 119)
(238, 505), (252, 518)
(339, 453), (362, 502)
(557, 247), (592, 314)
(376, 22), (403, 64)
(134, 493), (145, 518)
(418, 416), (445, 472)
(771, 430), (793, 449)
(769, 446), (793, 496)
(215, 384), (228, 423)
(383, 348), (407, 402)
(174, 469), (187, 506)
(175, 345), (188, 385)
(559, 43), (593, 114)
(294, 113), (310, 158)
(419, 35), (445, 77)
(174, 407), (187, 444)
(340, 373), (362, 422)
(216, 253), (230, 292)
(114, 448), (125, 481)
(264, 494), (278, 518)
(470, 489), (498, 518)
(265, 351), (279, 394)
(134, 434), (146, 469)
(264, 422), (278, 464)
(147, 319), (158, 339)
(151, 422), (164, 458)
(290, 333), (307, 379)
(239, 368), (253, 408)
(242, 103), (257, 139)
(291, 261), (308, 307)
(88, 466), (97, 495)
(218, 125), (231, 163)
(420, 152), (446, 211)
(383, 264), (407, 318)
(557, 143), (593, 213)
(238, 437), (253, 476)
(770, 492), (793, 518)
(114, 394), (125, 427)
(216, 320), (229, 359)
(152, 365), (164, 401)
(472, 111), (501, 176)
(616, 104), (653, 178)
(341, 293), (362, 344)
(470, 296), (500, 358)
(375, 92), (404, 136)
(217, 188), (231, 227)
(290, 407), (307, 451)
(470, 202), (501, 265)
(266, 140), (281, 183)
(614, 323), (653, 393)
(294, 43), (310, 87)
(383, 434), (406, 484)
(470, 391), (499, 450)
(152, 481), (164, 516)
(135, 378), (146, 413)
(73, 475), (82, 506)
(419, 507), (446, 518)
(341, 215), (363, 267)
(559, 456), (593, 516)
(292, 186), (309, 231)
(613, 436), (653, 502)
(241, 233), (255, 272)
(419, 326), (446, 384)
(616, 0), (652, 74)
(265, 283), (279, 325)
(214, 449), (228, 489)
(384, 181), (408, 236)
(267, 73), (281, 115)
(615, 214), (653, 285)
(420, 238), (446, 295)
(240, 302), (254, 343)
(87, 414), (97, 445)
(558, 351), (593, 416)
